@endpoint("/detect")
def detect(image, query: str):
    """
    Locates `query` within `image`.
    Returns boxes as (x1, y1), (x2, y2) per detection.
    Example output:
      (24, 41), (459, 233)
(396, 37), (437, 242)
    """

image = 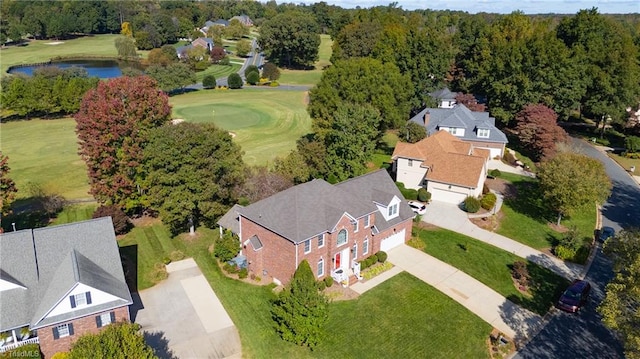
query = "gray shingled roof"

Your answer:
(0, 217), (132, 331)
(409, 104), (508, 145)
(430, 87), (458, 100)
(237, 170), (413, 243)
(217, 204), (244, 235)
